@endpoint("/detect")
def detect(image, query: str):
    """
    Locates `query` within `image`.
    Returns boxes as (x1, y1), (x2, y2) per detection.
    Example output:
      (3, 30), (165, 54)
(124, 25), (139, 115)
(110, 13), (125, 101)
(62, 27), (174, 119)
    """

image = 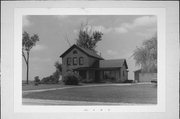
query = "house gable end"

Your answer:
(60, 44), (103, 60)
(60, 45), (91, 60)
(60, 45), (80, 58)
